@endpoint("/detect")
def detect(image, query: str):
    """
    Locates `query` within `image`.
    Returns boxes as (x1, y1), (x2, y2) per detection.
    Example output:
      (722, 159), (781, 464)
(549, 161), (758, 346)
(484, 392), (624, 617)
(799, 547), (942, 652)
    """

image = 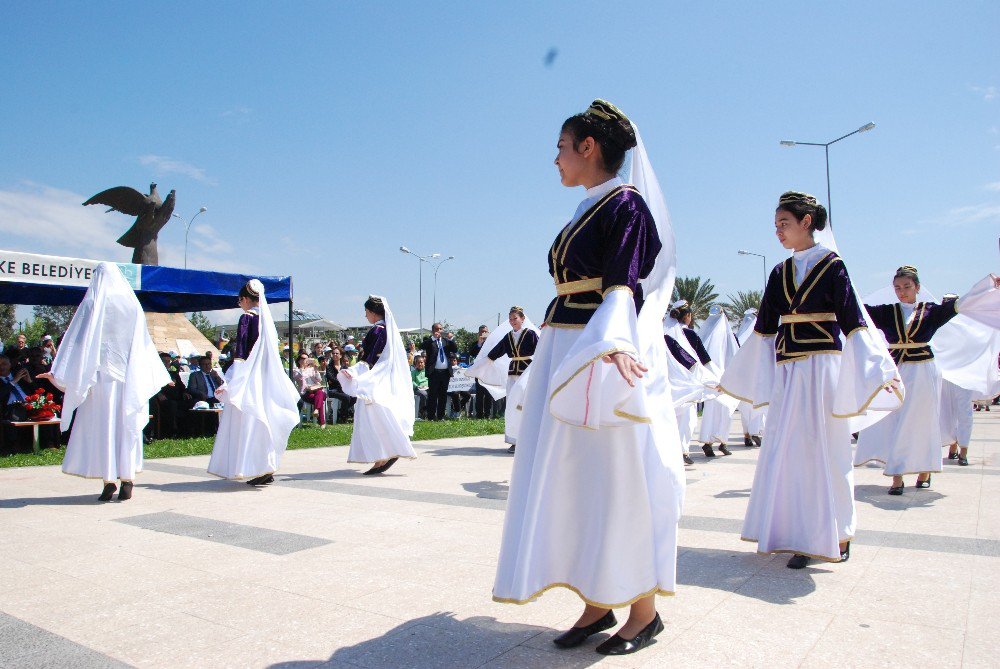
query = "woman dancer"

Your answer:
(720, 191), (902, 569)
(941, 378), (976, 466)
(735, 308), (765, 447)
(208, 280), (300, 485)
(493, 100), (682, 657)
(339, 296), (416, 475)
(696, 305), (739, 457)
(855, 268), (1000, 492)
(663, 300), (718, 463)
(40, 262), (169, 501)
